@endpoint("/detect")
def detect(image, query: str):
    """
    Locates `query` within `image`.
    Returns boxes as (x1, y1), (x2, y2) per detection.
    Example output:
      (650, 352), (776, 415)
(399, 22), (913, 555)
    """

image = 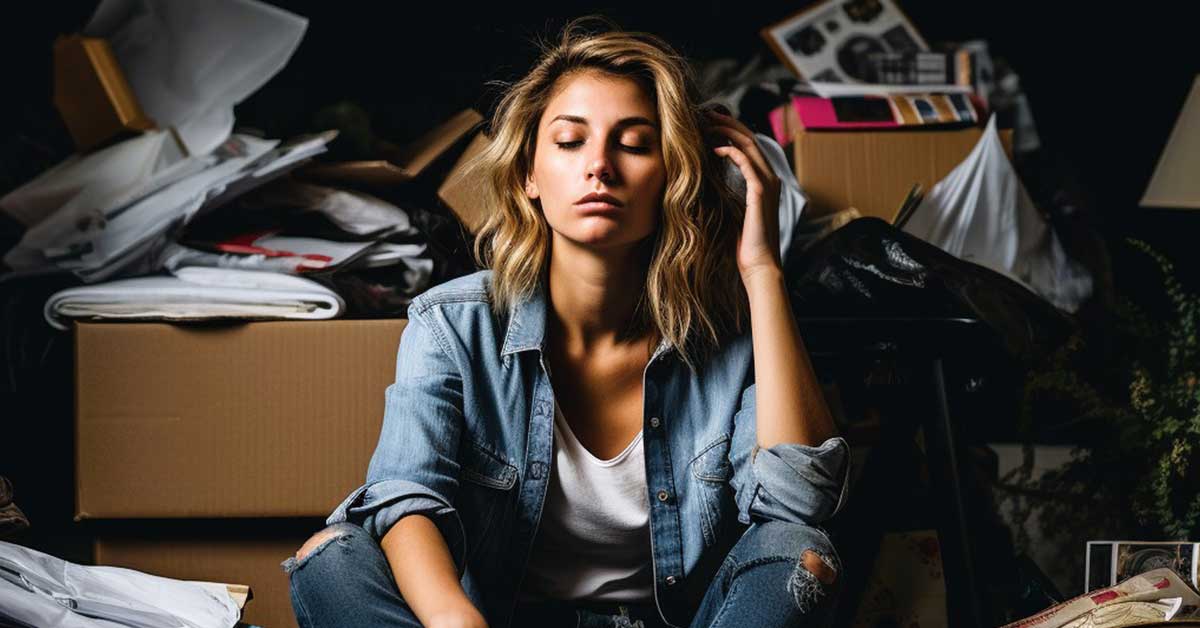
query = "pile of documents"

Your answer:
(0, 540), (248, 628)
(1002, 568), (1200, 628)
(697, 0), (1091, 313)
(0, 0), (442, 329)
